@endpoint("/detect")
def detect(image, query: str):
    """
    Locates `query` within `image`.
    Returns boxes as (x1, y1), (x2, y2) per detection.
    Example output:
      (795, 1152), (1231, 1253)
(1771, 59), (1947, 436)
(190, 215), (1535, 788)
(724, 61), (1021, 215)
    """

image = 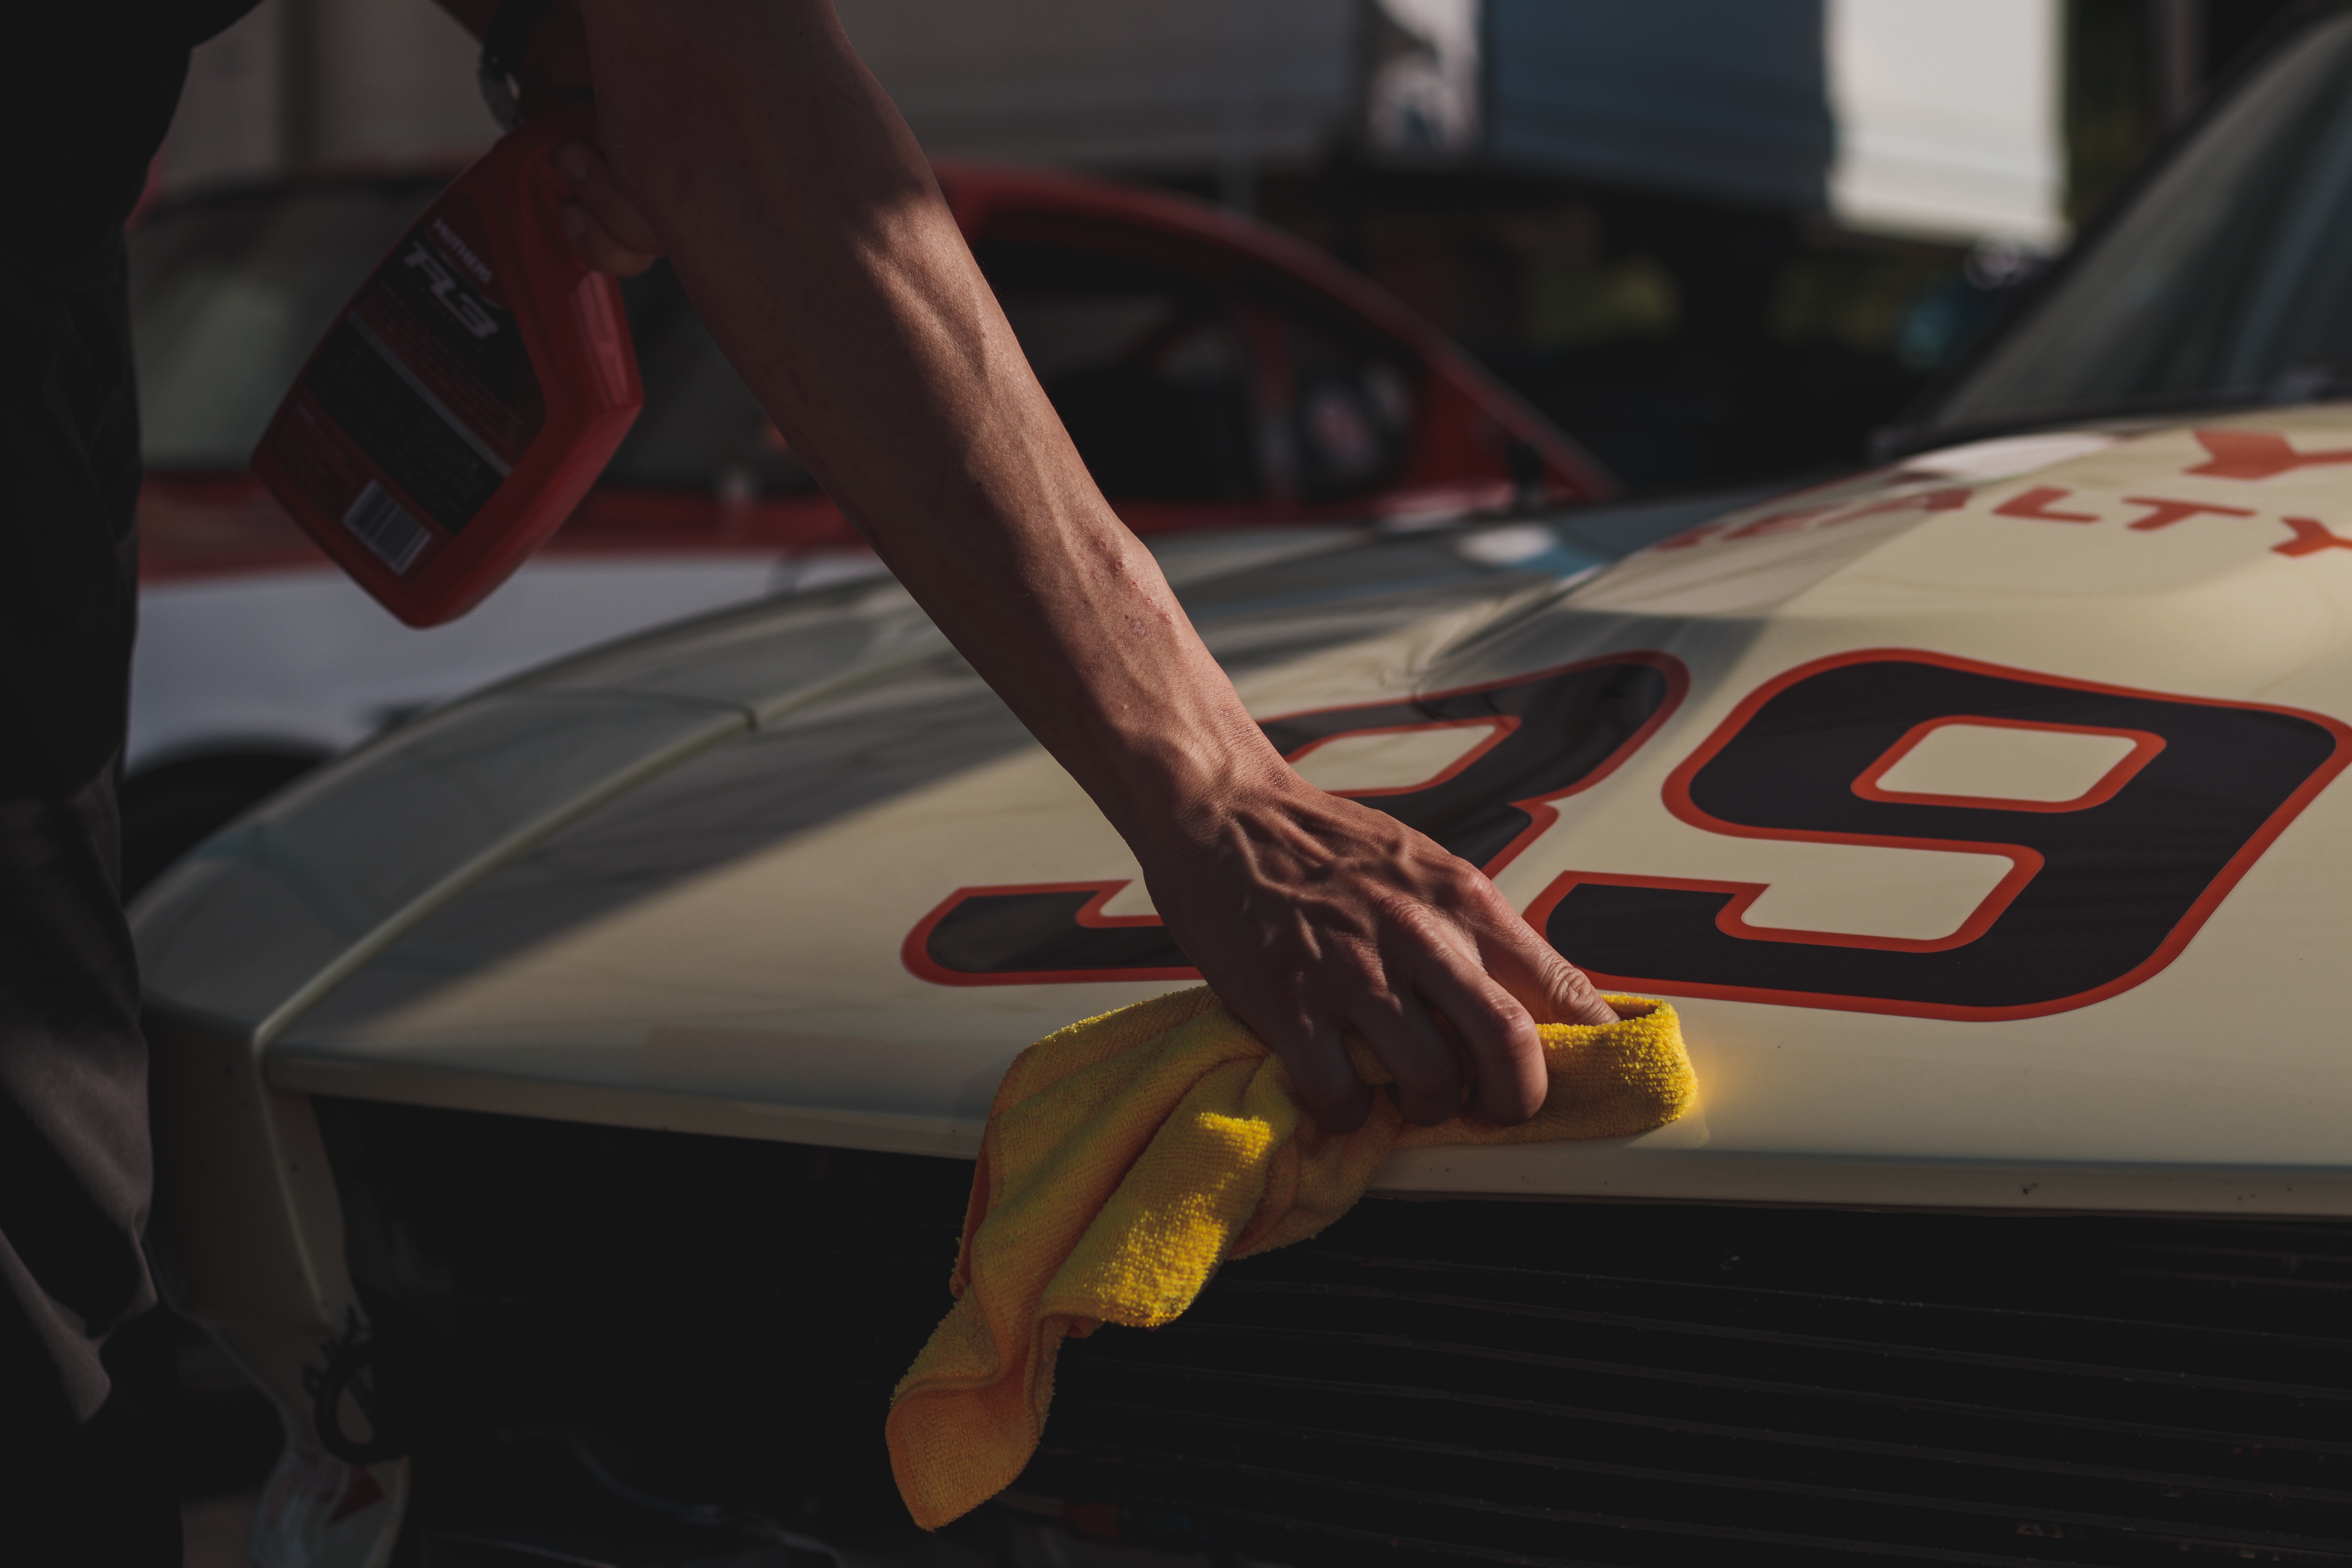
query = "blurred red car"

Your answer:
(125, 160), (1609, 889)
